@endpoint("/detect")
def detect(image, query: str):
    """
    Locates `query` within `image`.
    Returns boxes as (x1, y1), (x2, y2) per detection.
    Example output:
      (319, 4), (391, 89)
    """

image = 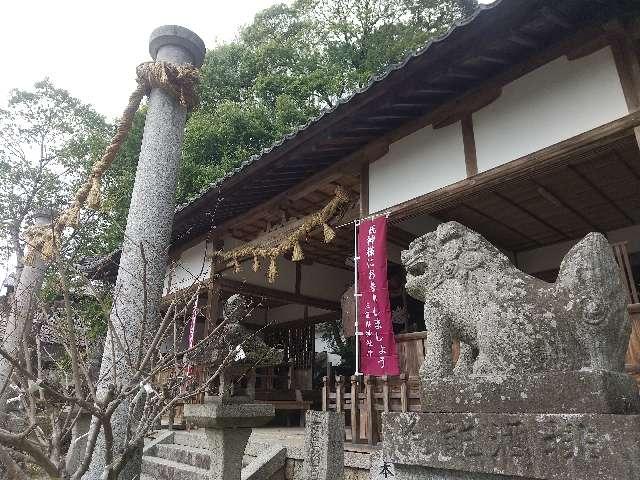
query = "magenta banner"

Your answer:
(358, 216), (400, 376)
